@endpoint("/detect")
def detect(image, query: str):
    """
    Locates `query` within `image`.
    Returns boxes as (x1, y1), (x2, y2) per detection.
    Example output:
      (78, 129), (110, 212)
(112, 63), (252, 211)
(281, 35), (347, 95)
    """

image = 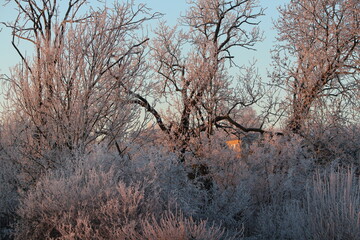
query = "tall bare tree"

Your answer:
(272, 0), (360, 134)
(114, 0), (266, 159)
